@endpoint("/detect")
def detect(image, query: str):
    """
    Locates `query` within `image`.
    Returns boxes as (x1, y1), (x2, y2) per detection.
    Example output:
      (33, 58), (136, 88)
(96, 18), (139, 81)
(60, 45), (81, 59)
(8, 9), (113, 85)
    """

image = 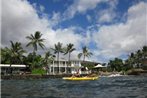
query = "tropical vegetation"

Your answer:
(51, 42), (63, 73)
(107, 46), (147, 72)
(1, 31), (147, 75)
(78, 46), (93, 61)
(64, 43), (76, 62)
